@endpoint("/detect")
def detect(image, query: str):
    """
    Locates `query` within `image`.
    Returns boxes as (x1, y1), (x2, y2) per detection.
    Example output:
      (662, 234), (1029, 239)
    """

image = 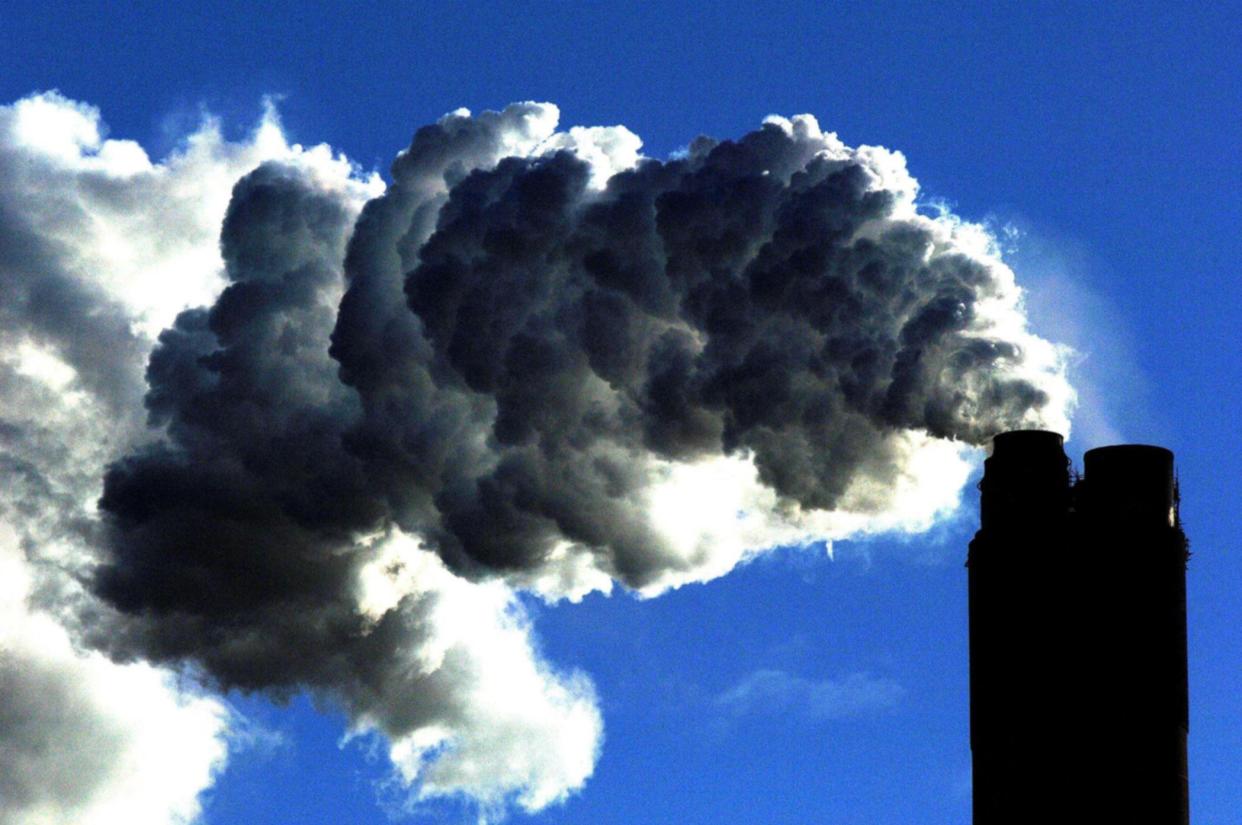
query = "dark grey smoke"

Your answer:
(87, 160), (599, 796)
(88, 105), (1062, 772)
(90, 162), (371, 689)
(329, 116), (1051, 585)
